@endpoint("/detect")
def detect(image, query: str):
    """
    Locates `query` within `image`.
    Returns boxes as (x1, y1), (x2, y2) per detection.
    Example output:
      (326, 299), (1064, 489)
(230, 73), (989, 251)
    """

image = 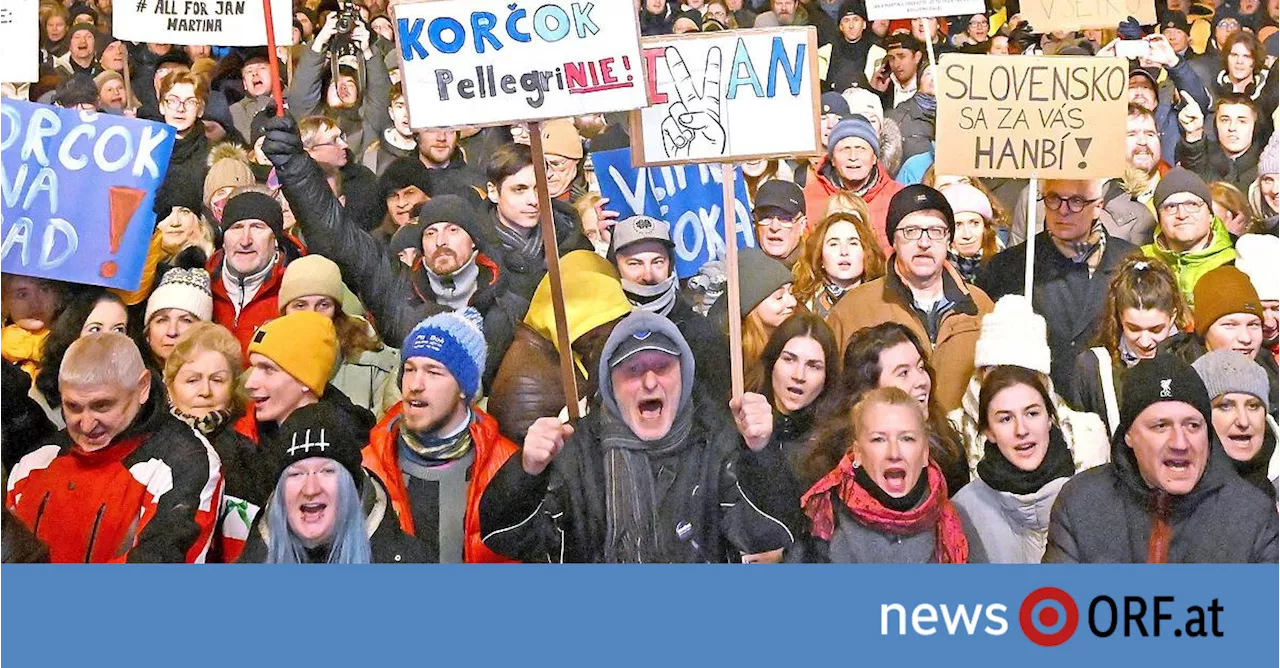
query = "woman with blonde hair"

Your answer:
(1210, 180), (1256, 236)
(791, 209), (886, 317)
